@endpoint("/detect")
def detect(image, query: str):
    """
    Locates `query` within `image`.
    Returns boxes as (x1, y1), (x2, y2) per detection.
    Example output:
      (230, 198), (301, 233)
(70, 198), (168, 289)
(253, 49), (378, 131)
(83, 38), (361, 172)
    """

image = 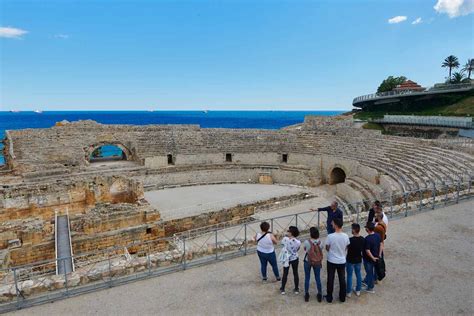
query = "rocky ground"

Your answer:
(8, 199), (474, 316)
